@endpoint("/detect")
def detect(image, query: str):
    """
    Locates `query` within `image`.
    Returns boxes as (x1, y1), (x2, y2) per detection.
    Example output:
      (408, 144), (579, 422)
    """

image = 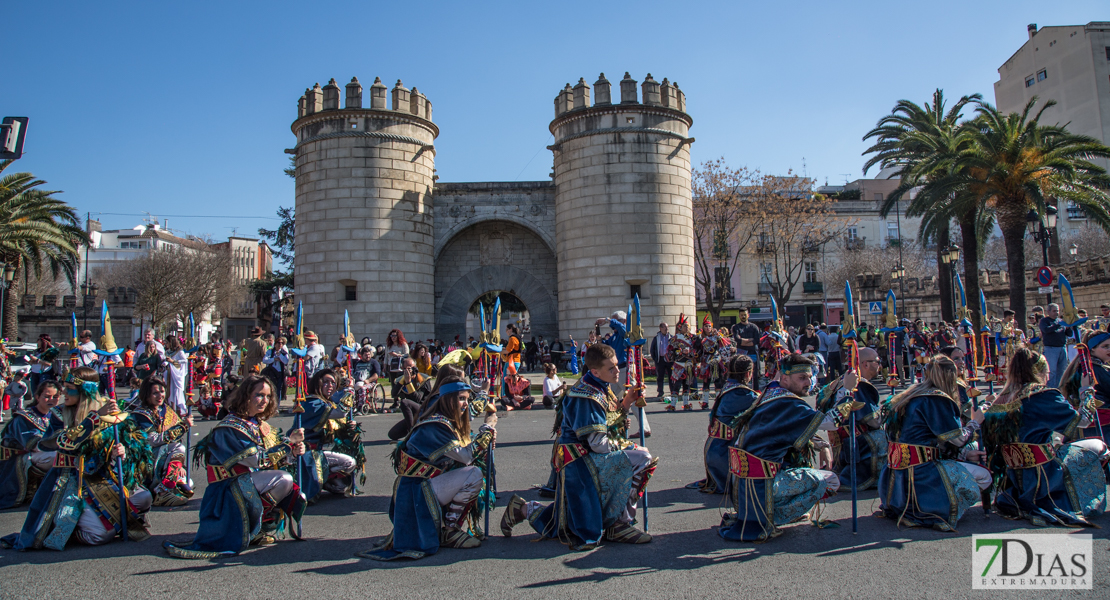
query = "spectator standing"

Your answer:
(1039, 303), (1069, 388)
(384, 329), (410, 391)
(1, 371), (28, 421)
(262, 336), (291, 404)
(730, 307), (762, 386)
(649, 322), (673, 400)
